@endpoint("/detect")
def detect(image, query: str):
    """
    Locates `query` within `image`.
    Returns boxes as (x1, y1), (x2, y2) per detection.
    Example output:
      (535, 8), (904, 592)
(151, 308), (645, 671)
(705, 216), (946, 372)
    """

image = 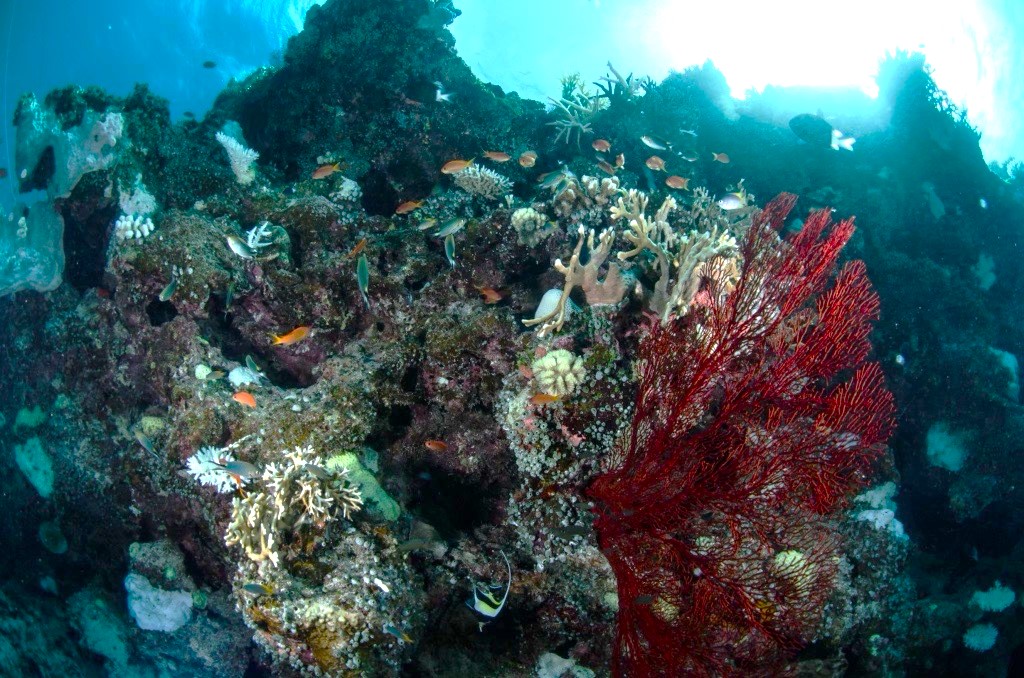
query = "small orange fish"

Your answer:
(395, 200), (423, 215)
(597, 160), (616, 176)
(348, 237), (368, 258)
(712, 152), (730, 163)
(614, 153), (625, 168)
(483, 151), (511, 162)
(518, 150), (538, 168)
(518, 365), (534, 379)
(272, 325), (311, 346)
(592, 139), (611, 152)
(424, 440), (448, 452)
(475, 286), (503, 304)
(529, 393), (561, 406)
(665, 175), (690, 190)
(233, 391), (257, 408)
(441, 158), (474, 174)
(645, 155), (666, 171)
(312, 162), (342, 180)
